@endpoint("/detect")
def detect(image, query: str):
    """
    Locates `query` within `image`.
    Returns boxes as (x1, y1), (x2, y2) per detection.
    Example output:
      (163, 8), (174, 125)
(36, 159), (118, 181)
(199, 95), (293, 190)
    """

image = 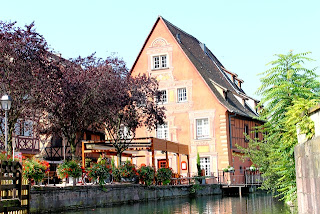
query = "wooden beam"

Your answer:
(165, 151), (168, 168)
(177, 153), (180, 174)
(151, 138), (155, 169)
(187, 155), (190, 183)
(82, 141), (85, 168)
